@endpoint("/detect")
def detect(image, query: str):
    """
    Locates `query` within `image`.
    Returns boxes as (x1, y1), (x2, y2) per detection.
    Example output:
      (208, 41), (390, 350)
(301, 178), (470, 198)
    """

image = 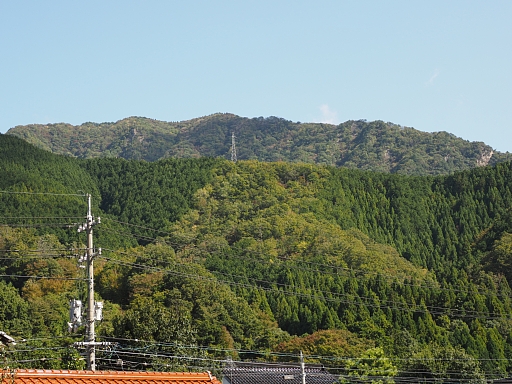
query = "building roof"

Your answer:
(222, 361), (338, 384)
(1, 370), (221, 384)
